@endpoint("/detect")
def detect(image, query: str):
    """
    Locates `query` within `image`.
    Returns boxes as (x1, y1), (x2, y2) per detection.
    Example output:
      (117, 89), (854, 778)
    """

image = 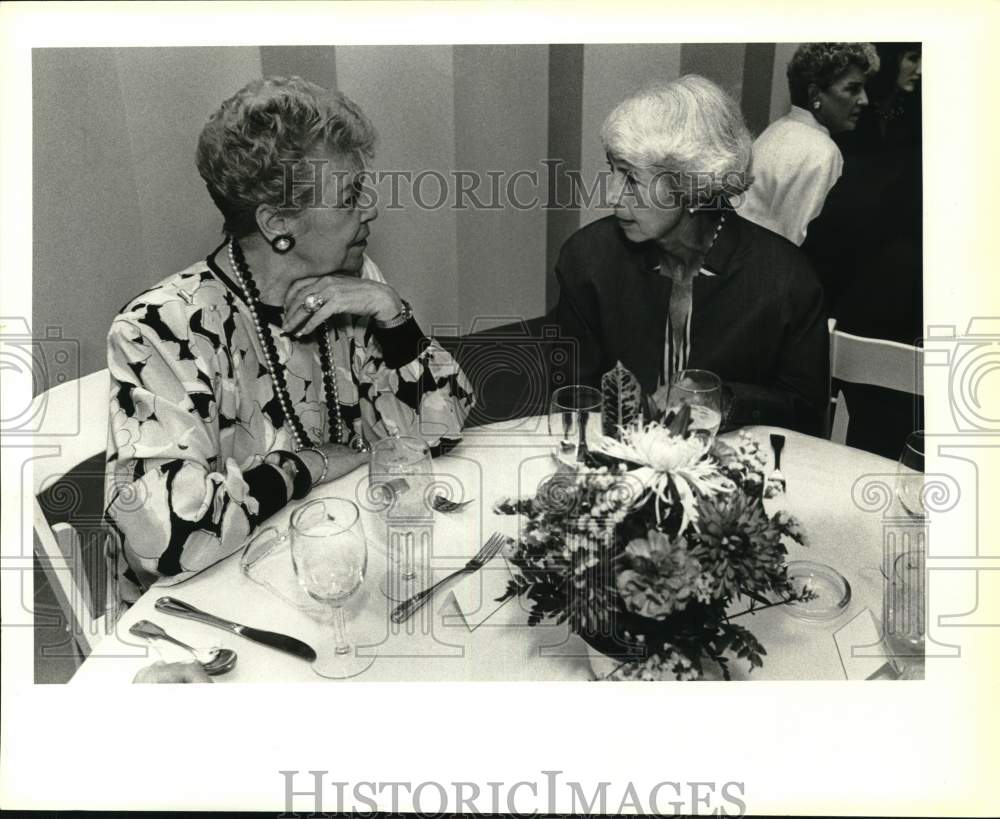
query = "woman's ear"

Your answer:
(255, 203), (294, 243)
(806, 82), (822, 110)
